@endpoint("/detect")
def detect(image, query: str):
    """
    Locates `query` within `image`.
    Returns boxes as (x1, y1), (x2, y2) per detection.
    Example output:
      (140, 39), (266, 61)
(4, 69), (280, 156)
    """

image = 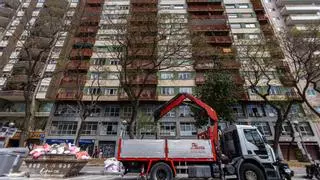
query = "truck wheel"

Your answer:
(239, 163), (265, 180)
(150, 162), (173, 180)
